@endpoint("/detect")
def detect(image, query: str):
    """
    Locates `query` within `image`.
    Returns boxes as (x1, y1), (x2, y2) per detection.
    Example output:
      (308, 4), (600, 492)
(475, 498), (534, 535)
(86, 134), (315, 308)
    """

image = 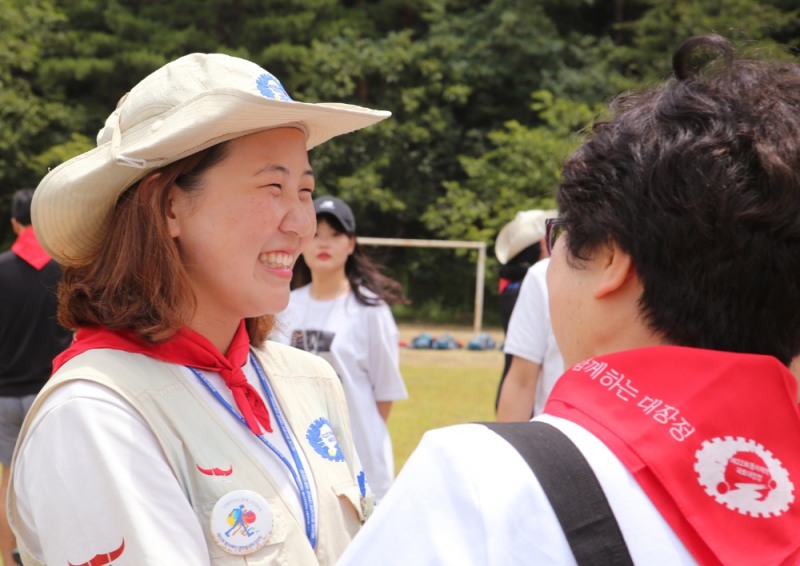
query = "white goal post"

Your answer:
(357, 237), (487, 333)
